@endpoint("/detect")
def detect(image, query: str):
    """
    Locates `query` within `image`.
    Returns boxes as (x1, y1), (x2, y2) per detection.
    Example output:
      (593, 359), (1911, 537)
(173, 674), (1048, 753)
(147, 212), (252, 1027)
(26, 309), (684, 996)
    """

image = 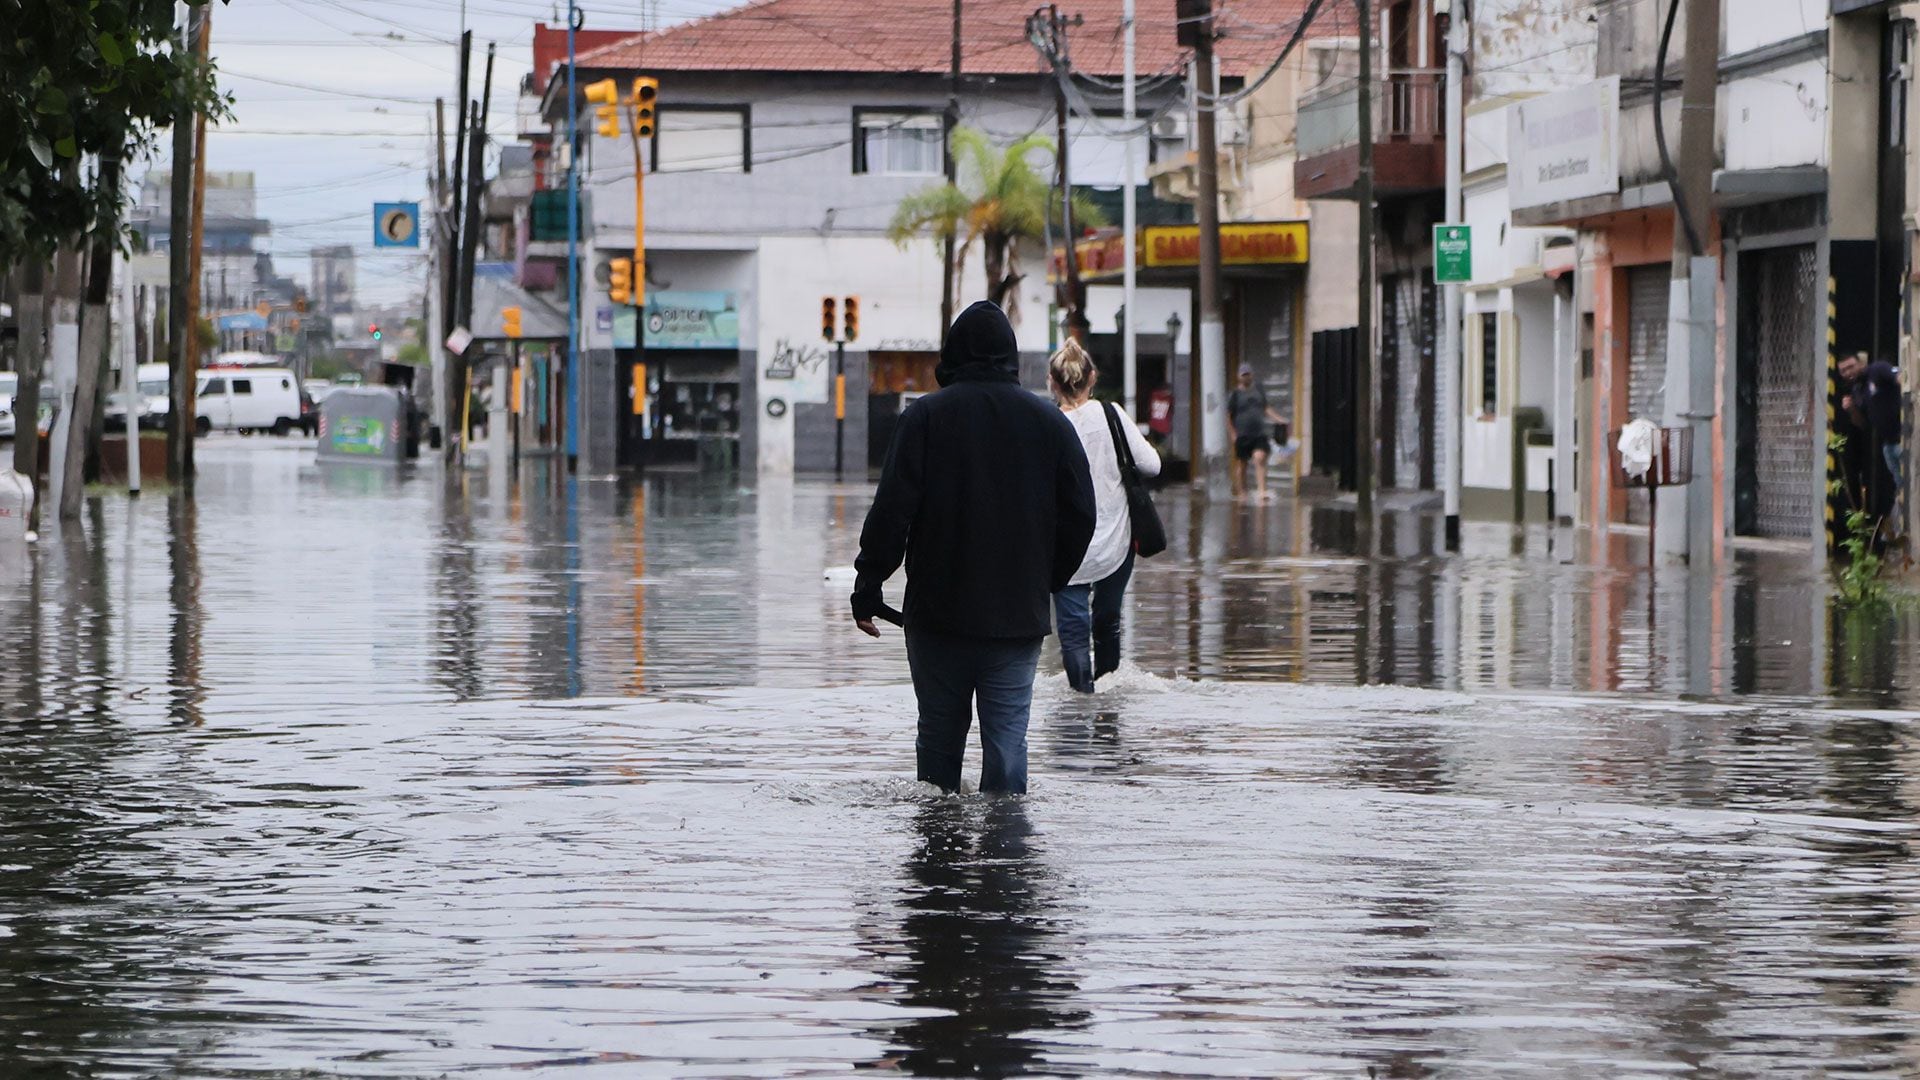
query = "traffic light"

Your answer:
(820, 296), (837, 343)
(608, 257), (633, 305)
(368, 323), (382, 341)
(632, 77), (659, 139)
(501, 306), (523, 339)
(842, 295), (859, 342)
(585, 79), (621, 139)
